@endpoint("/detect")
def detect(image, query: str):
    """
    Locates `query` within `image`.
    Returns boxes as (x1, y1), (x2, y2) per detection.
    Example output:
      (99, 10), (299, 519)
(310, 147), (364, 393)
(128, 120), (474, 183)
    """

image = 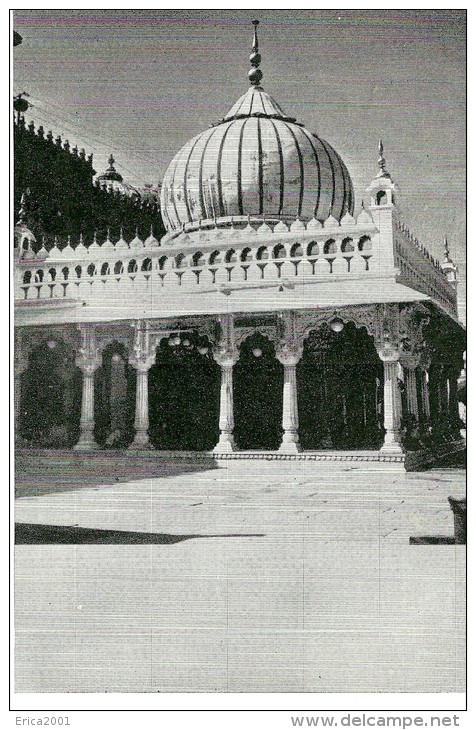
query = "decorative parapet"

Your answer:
(15, 211), (383, 301)
(14, 115), (94, 170)
(393, 220), (458, 318)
